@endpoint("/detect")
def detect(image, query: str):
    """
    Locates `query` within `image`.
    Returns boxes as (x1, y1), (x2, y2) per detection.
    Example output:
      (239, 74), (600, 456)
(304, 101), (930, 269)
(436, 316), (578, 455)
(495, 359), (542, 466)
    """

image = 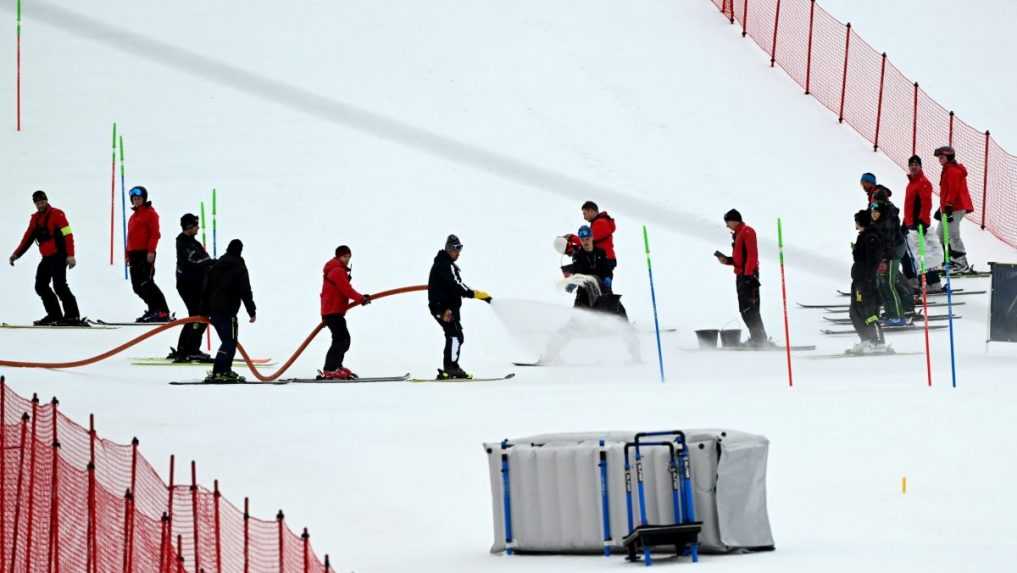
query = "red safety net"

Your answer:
(0, 378), (331, 573)
(714, 0), (1017, 248)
